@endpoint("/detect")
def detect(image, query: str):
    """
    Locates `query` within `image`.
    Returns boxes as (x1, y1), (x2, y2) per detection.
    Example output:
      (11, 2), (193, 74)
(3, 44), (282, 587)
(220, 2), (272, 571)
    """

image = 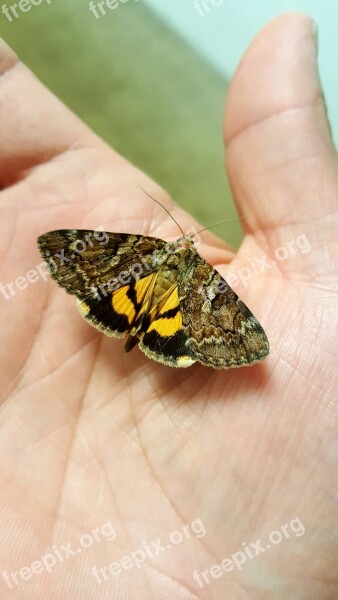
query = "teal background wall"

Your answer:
(145, 0), (338, 147)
